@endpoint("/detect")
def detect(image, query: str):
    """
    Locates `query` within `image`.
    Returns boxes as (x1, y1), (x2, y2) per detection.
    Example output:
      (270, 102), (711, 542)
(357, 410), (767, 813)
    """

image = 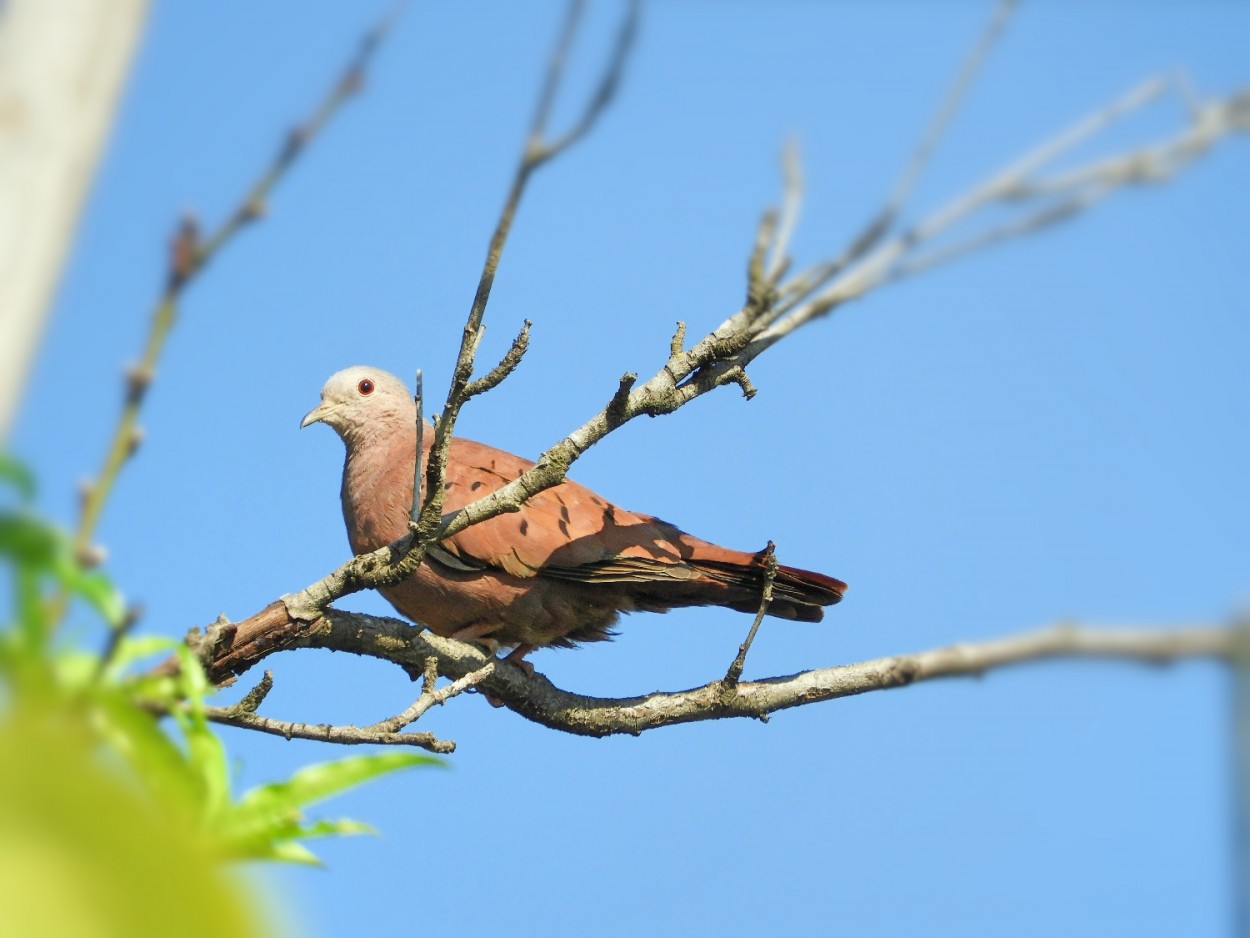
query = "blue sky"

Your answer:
(11, 2), (1249, 935)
